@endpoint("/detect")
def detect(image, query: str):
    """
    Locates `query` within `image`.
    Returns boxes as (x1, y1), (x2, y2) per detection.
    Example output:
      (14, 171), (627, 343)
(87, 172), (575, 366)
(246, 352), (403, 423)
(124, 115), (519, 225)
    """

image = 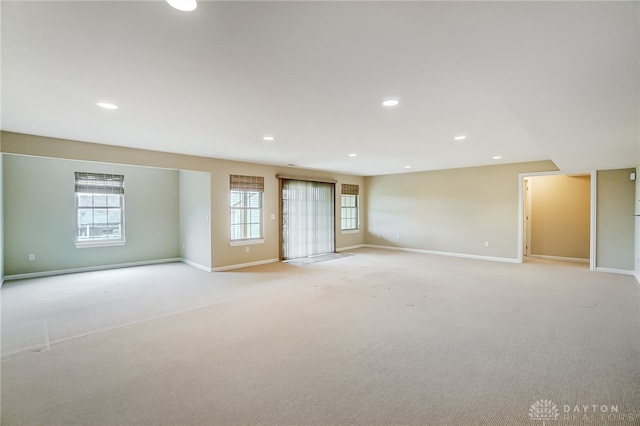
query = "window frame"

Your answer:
(340, 194), (359, 232)
(230, 189), (264, 244)
(74, 173), (126, 248)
